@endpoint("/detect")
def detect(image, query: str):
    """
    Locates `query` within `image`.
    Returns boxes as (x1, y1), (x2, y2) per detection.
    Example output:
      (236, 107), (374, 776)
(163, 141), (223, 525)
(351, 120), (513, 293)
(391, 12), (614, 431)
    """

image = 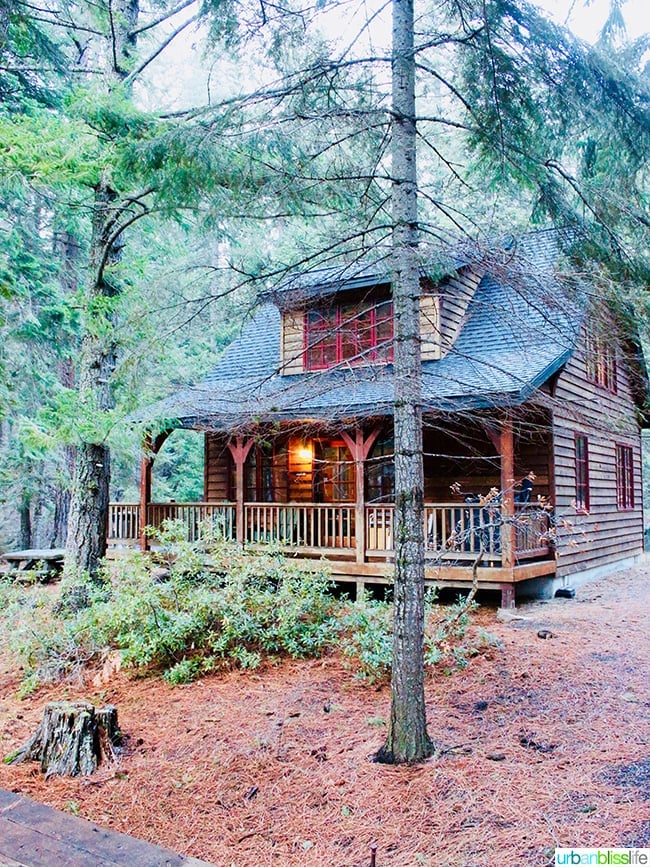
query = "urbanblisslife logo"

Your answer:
(555, 850), (650, 865)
